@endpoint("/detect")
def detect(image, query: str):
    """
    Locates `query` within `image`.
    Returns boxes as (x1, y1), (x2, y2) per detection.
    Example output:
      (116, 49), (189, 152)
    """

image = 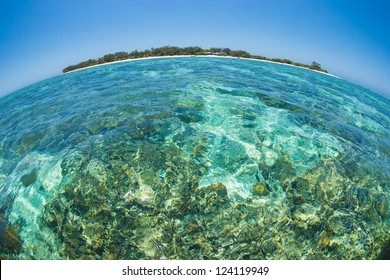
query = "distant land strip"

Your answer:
(62, 46), (328, 73)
